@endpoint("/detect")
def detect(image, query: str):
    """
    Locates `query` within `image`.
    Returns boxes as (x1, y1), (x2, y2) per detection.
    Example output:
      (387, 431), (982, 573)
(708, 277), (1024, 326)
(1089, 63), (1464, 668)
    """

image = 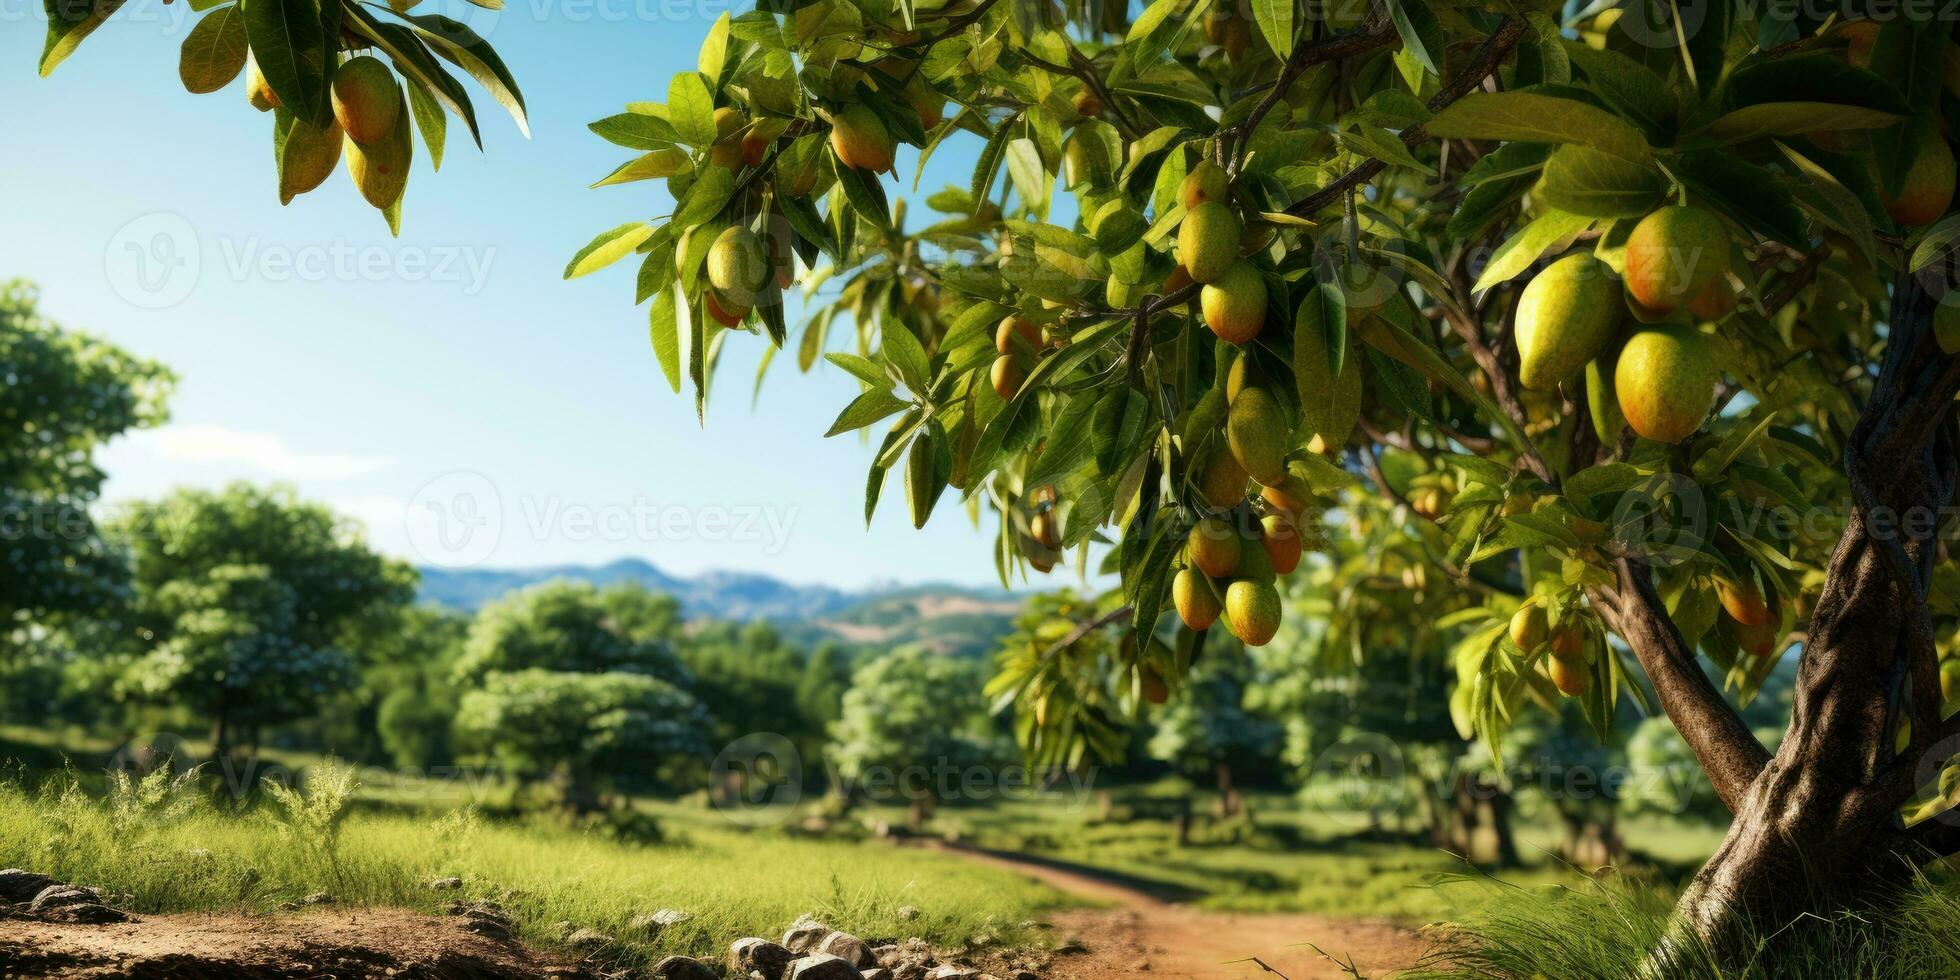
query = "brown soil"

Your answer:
(936, 843), (1433, 979)
(0, 907), (593, 979)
